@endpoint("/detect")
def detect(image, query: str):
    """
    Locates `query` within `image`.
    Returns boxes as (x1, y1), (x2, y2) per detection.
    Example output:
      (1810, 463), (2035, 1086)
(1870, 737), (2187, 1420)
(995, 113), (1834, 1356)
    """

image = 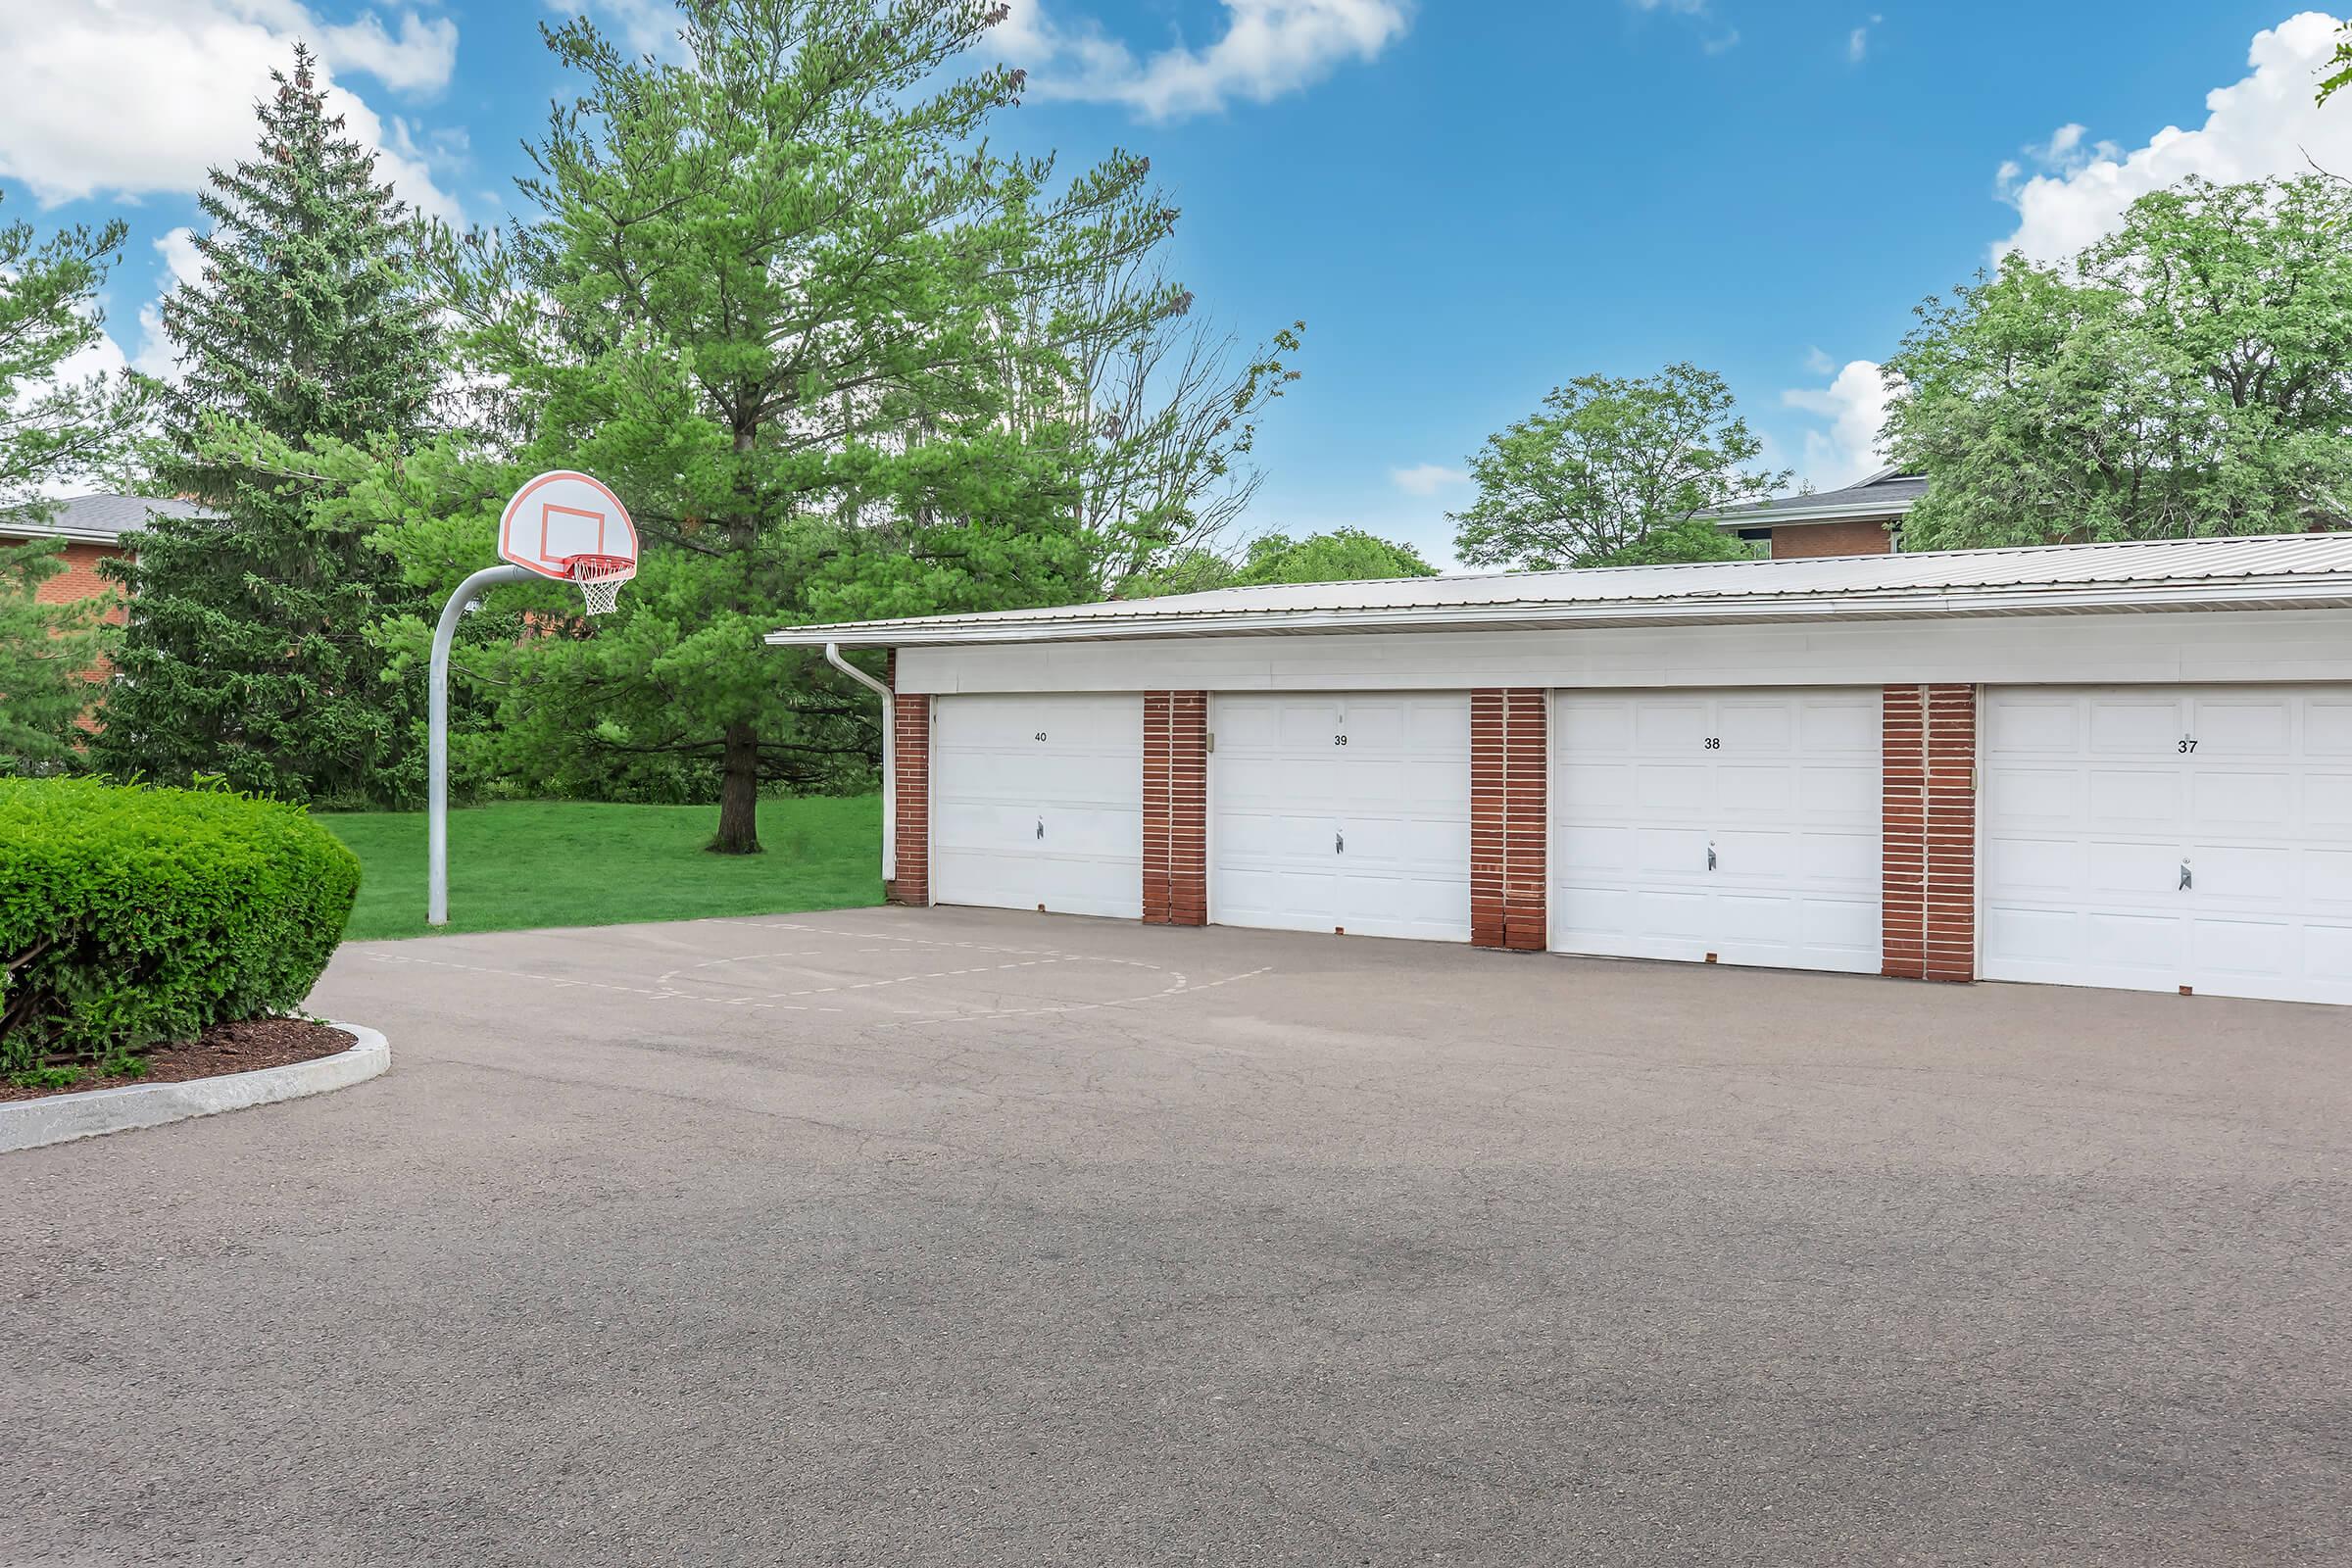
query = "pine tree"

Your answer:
(379, 0), (1185, 853)
(0, 194), (149, 774)
(97, 48), (439, 805)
